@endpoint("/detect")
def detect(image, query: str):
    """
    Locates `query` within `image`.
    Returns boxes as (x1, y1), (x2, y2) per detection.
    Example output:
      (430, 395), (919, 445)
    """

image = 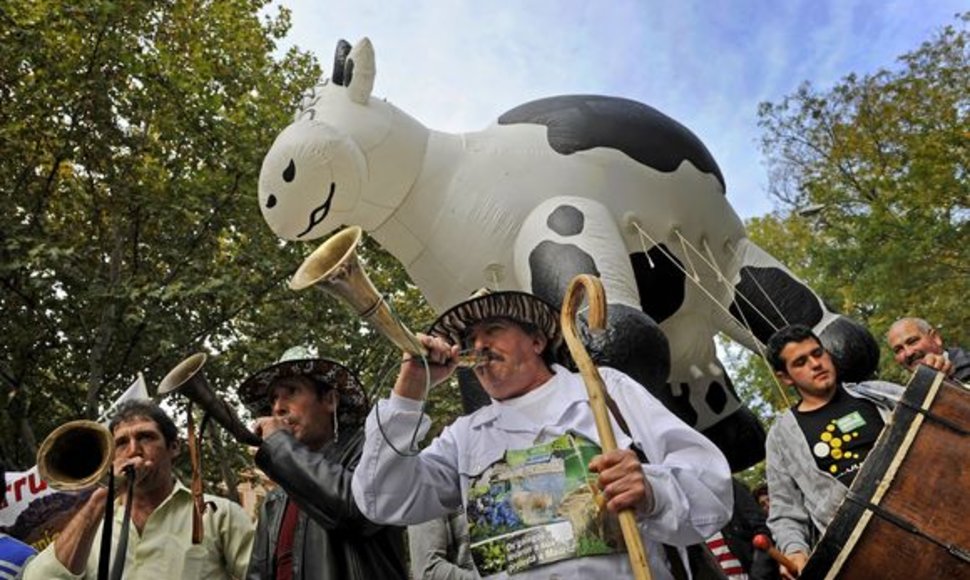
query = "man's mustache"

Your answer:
(905, 351), (925, 366)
